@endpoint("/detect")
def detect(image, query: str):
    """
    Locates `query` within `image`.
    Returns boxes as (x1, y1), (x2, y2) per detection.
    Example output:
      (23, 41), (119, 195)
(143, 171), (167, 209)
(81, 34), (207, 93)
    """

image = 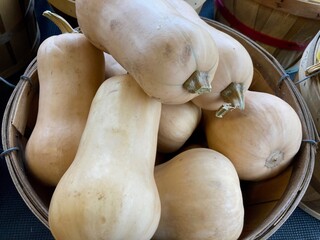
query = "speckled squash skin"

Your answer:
(203, 90), (302, 181)
(75, 0), (219, 104)
(25, 33), (105, 186)
(154, 148), (244, 240)
(49, 74), (162, 240)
